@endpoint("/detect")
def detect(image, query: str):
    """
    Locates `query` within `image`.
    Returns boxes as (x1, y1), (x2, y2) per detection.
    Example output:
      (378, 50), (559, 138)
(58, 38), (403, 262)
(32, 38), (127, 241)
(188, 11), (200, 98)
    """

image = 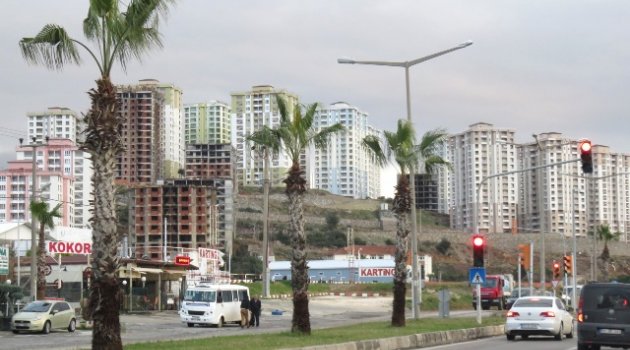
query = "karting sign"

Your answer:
(174, 255), (191, 266)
